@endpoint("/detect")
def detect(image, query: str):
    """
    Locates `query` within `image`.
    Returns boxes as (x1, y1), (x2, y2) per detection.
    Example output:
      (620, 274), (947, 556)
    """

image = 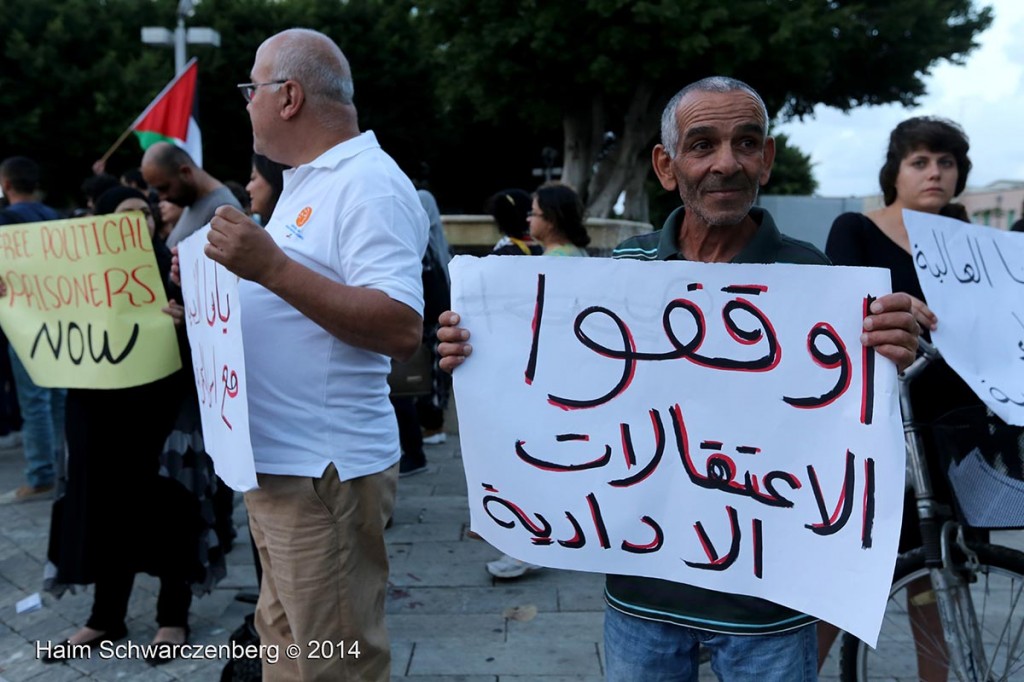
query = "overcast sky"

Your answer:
(774, 0), (1024, 198)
